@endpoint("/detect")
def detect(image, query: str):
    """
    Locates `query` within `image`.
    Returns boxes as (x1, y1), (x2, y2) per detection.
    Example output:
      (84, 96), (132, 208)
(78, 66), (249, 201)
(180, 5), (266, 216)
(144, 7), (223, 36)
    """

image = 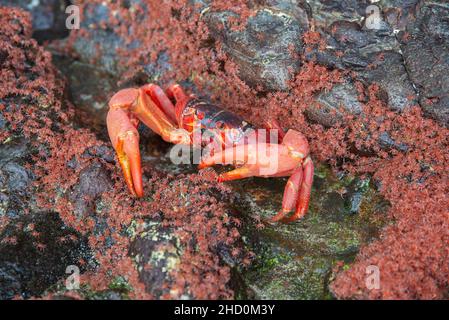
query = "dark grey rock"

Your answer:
(71, 1), (145, 74)
(382, 0), (419, 31)
(359, 51), (418, 112)
(378, 131), (409, 152)
(68, 162), (112, 221)
(307, 80), (363, 127)
(129, 221), (187, 299)
(400, 1), (449, 127)
(0, 138), (93, 300)
(0, 211), (90, 299)
(205, 5), (309, 91)
(235, 165), (388, 299)
(72, 29), (125, 75)
(303, 16), (418, 116)
(344, 177), (370, 215)
(0, 138), (29, 166)
(308, 0), (371, 27)
(2, 163), (30, 192)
